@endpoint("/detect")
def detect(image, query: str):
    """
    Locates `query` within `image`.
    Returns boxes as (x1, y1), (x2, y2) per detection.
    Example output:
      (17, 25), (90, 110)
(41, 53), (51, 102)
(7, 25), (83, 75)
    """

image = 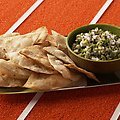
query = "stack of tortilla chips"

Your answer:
(0, 27), (98, 91)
